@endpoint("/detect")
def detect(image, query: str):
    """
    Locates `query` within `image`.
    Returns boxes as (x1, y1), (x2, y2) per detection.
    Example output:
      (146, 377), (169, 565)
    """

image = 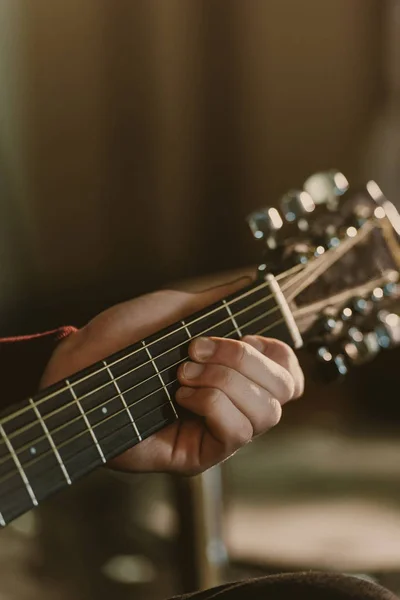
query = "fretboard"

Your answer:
(0, 276), (300, 527)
